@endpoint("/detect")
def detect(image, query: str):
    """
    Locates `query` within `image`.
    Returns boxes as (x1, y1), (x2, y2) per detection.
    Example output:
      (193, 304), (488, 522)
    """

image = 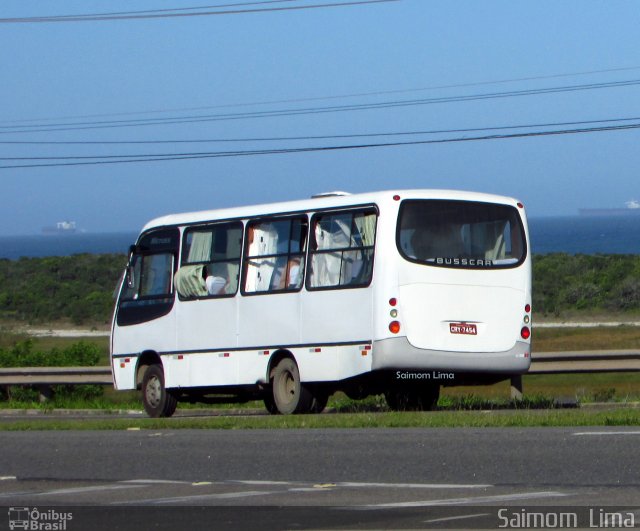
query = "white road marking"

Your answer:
(124, 490), (277, 505)
(362, 490), (570, 508)
(423, 513), (491, 524)
(35, 484), (146, 496)
(232, 480), (295, 486)
(337, 481), (492, 489)
(118, 479), (193, 485)
(120, 479), (194, 485)
(0, 476), (17, 481)
(574, 431), (640, 436)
